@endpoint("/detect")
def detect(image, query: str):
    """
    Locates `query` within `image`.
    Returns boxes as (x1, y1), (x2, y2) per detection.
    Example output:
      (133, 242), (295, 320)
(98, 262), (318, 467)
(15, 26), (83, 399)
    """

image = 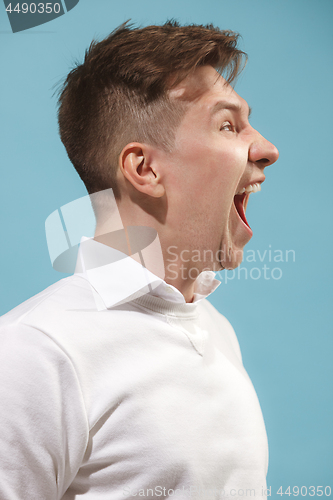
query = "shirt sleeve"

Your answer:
(0, 323), (89, 500)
